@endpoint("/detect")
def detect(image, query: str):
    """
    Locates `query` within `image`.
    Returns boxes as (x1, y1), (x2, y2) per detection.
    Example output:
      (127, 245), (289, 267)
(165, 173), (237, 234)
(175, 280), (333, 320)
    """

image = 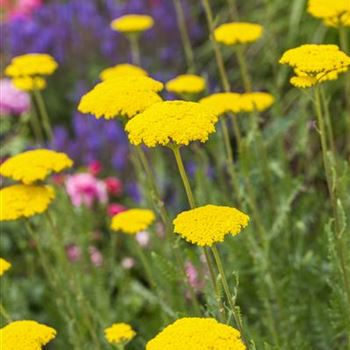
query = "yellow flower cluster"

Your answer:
(166, 74), (206, 94)
(214, 22), (263, 46)
(173, 205), (249, 247)
(0, 320), (57, 350)
(5, 53), (58, 78)
(100, 63), (148, 81)
(78, 76), (163, 119)
(0, 149), (73, 184)
(111, 209), (155, 234)
(308, 0), (350, 27)
(279, 44), (350, 88)
(146, 318), (246, 350)
(12, 76), (47, 91)
(104, 323), (136, 345)
(111, 14), (154, 33)
(200, 92), (274, 115)
(0, 185), (55, 221)
(0, 258), (11, 277)
(126, 101), (219, 147)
